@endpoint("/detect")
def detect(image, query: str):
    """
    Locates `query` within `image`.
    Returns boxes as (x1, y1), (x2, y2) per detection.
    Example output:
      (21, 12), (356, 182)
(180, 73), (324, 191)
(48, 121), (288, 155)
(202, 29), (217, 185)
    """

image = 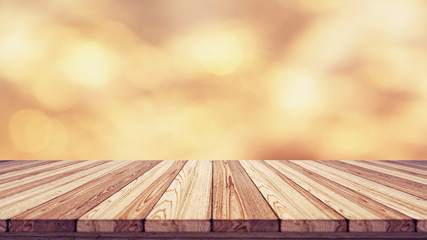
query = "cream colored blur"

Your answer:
(0, 0), (426, 160)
